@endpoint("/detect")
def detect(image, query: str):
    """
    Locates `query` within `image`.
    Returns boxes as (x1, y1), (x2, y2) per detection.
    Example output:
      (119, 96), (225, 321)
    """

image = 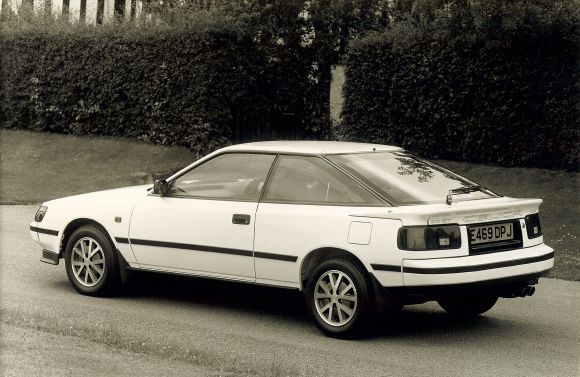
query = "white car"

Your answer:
(30, 141), (554, 337)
